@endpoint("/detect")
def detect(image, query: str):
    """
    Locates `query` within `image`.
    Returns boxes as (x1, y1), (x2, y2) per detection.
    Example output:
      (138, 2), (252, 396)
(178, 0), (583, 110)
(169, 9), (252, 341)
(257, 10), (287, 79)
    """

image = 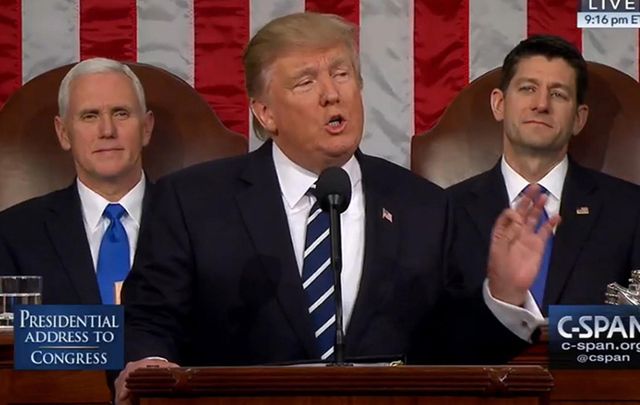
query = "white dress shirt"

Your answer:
(76, 175), (146, 271)
(273, 144), (365, 328)
(482, 156), (569, 340)
(502, 155), (566, 220)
